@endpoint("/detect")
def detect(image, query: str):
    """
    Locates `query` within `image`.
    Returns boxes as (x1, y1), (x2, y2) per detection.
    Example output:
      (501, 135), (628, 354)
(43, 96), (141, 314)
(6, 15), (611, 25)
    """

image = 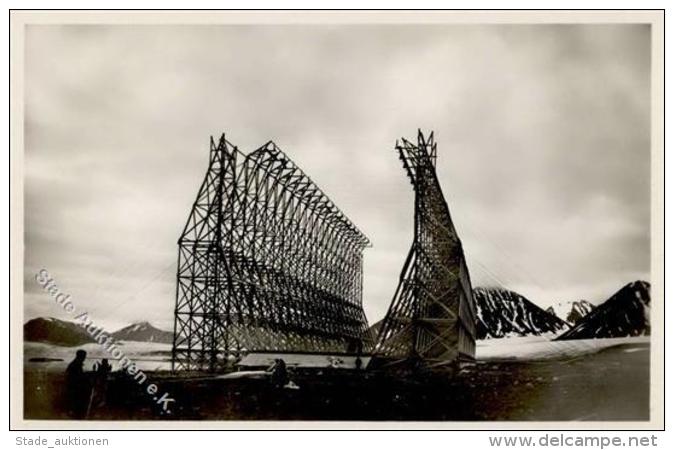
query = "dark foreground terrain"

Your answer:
(24, 343), (649, 421)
